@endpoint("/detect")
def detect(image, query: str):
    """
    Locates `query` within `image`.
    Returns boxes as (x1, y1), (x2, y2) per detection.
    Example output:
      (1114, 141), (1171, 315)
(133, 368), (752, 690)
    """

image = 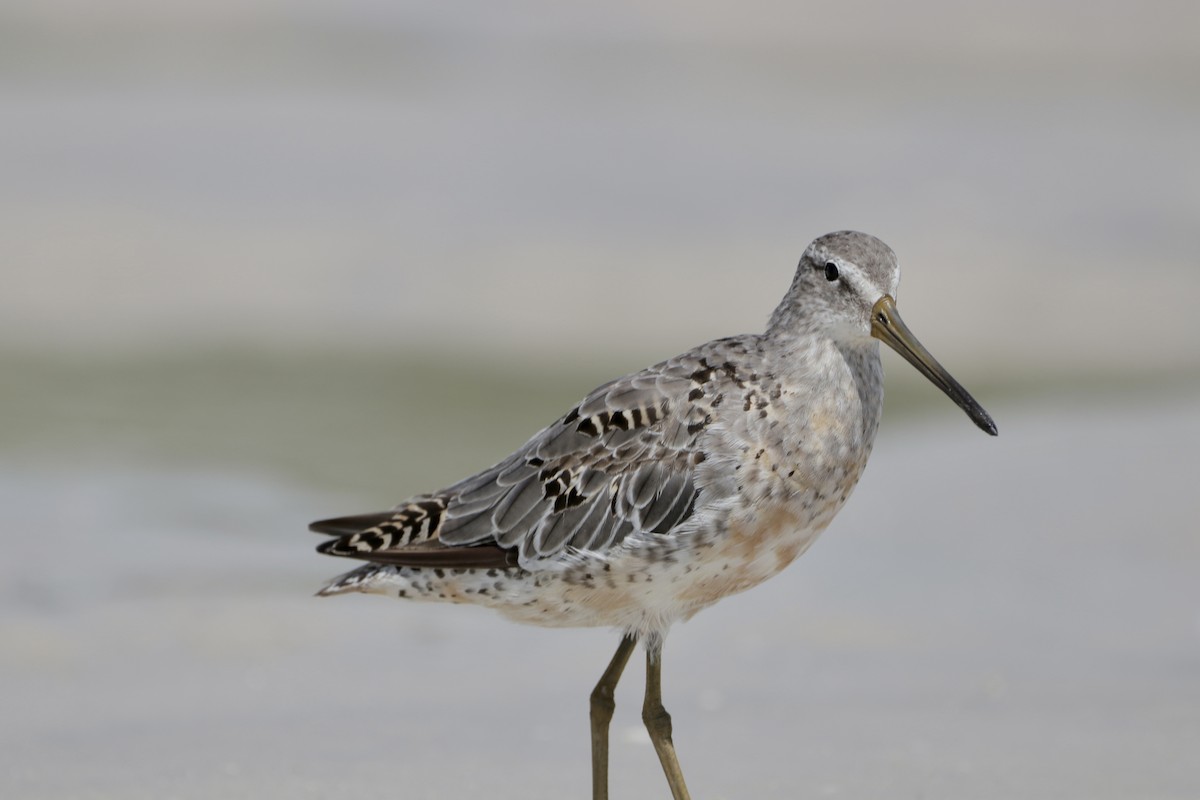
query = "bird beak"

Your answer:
(870, 295), (998, 436)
